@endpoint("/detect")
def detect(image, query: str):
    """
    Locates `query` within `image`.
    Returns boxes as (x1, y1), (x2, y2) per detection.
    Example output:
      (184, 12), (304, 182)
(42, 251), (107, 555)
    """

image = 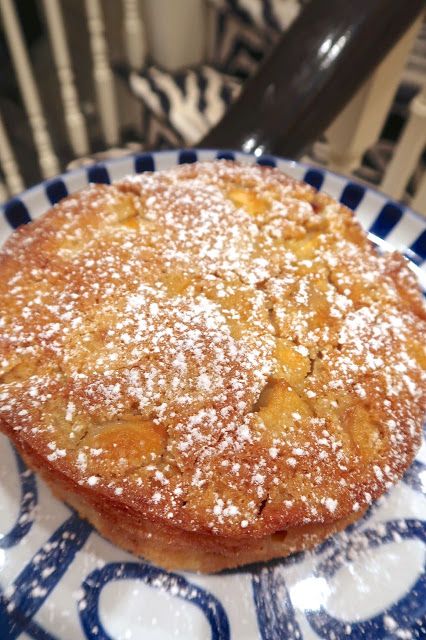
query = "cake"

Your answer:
(0, 160), (425, 572)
